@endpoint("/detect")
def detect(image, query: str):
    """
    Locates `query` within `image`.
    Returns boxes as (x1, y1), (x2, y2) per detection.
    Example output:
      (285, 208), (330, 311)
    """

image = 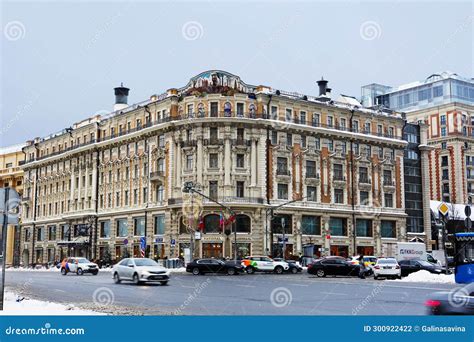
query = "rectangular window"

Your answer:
(285, 108), (292, 122)
(271, 131), (278, 145)
(359, 167), (369, 183)
(271, 106), (278, 119)
(236, 181), (245, 198)
(334, 188), (344, 204)
(133, 189), (138, 205)
(48, 226), (56, 240)
(236, 154), (245, 168)
(154, 215), (165, 235)
(333, 163), (343, 181)
(381, 220), (396, 238)
(210, 102), (218, 117)
(277, 157), (288, 175)
(209, 153), (218, 168)
(301, 216), (321, 235)
(36, 227), (44, 241)
(134, 217), (145, 236)
(116, 219), (128, 237)
(307, 186), (317, 201)
(313, 113), (320, 126)
(300, 111), (306, 124)
(360, 191), (369, 205)
(384, 193), (393, 208)
(440, 115), (446, 125)
(277, 183), (288, 199)
(209, 181), (218, 200)
(186, 155), (193, 170)
(100, 221), (111, 238)
(329, 218), (347, 236)
(356, 219), (373, 237)
(327, 116), (333, 127)
(286, 133), (292, 146)
(383, 170), (393, 185)
(306, 160), (316, 178)
(236, 103), (244, 116)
